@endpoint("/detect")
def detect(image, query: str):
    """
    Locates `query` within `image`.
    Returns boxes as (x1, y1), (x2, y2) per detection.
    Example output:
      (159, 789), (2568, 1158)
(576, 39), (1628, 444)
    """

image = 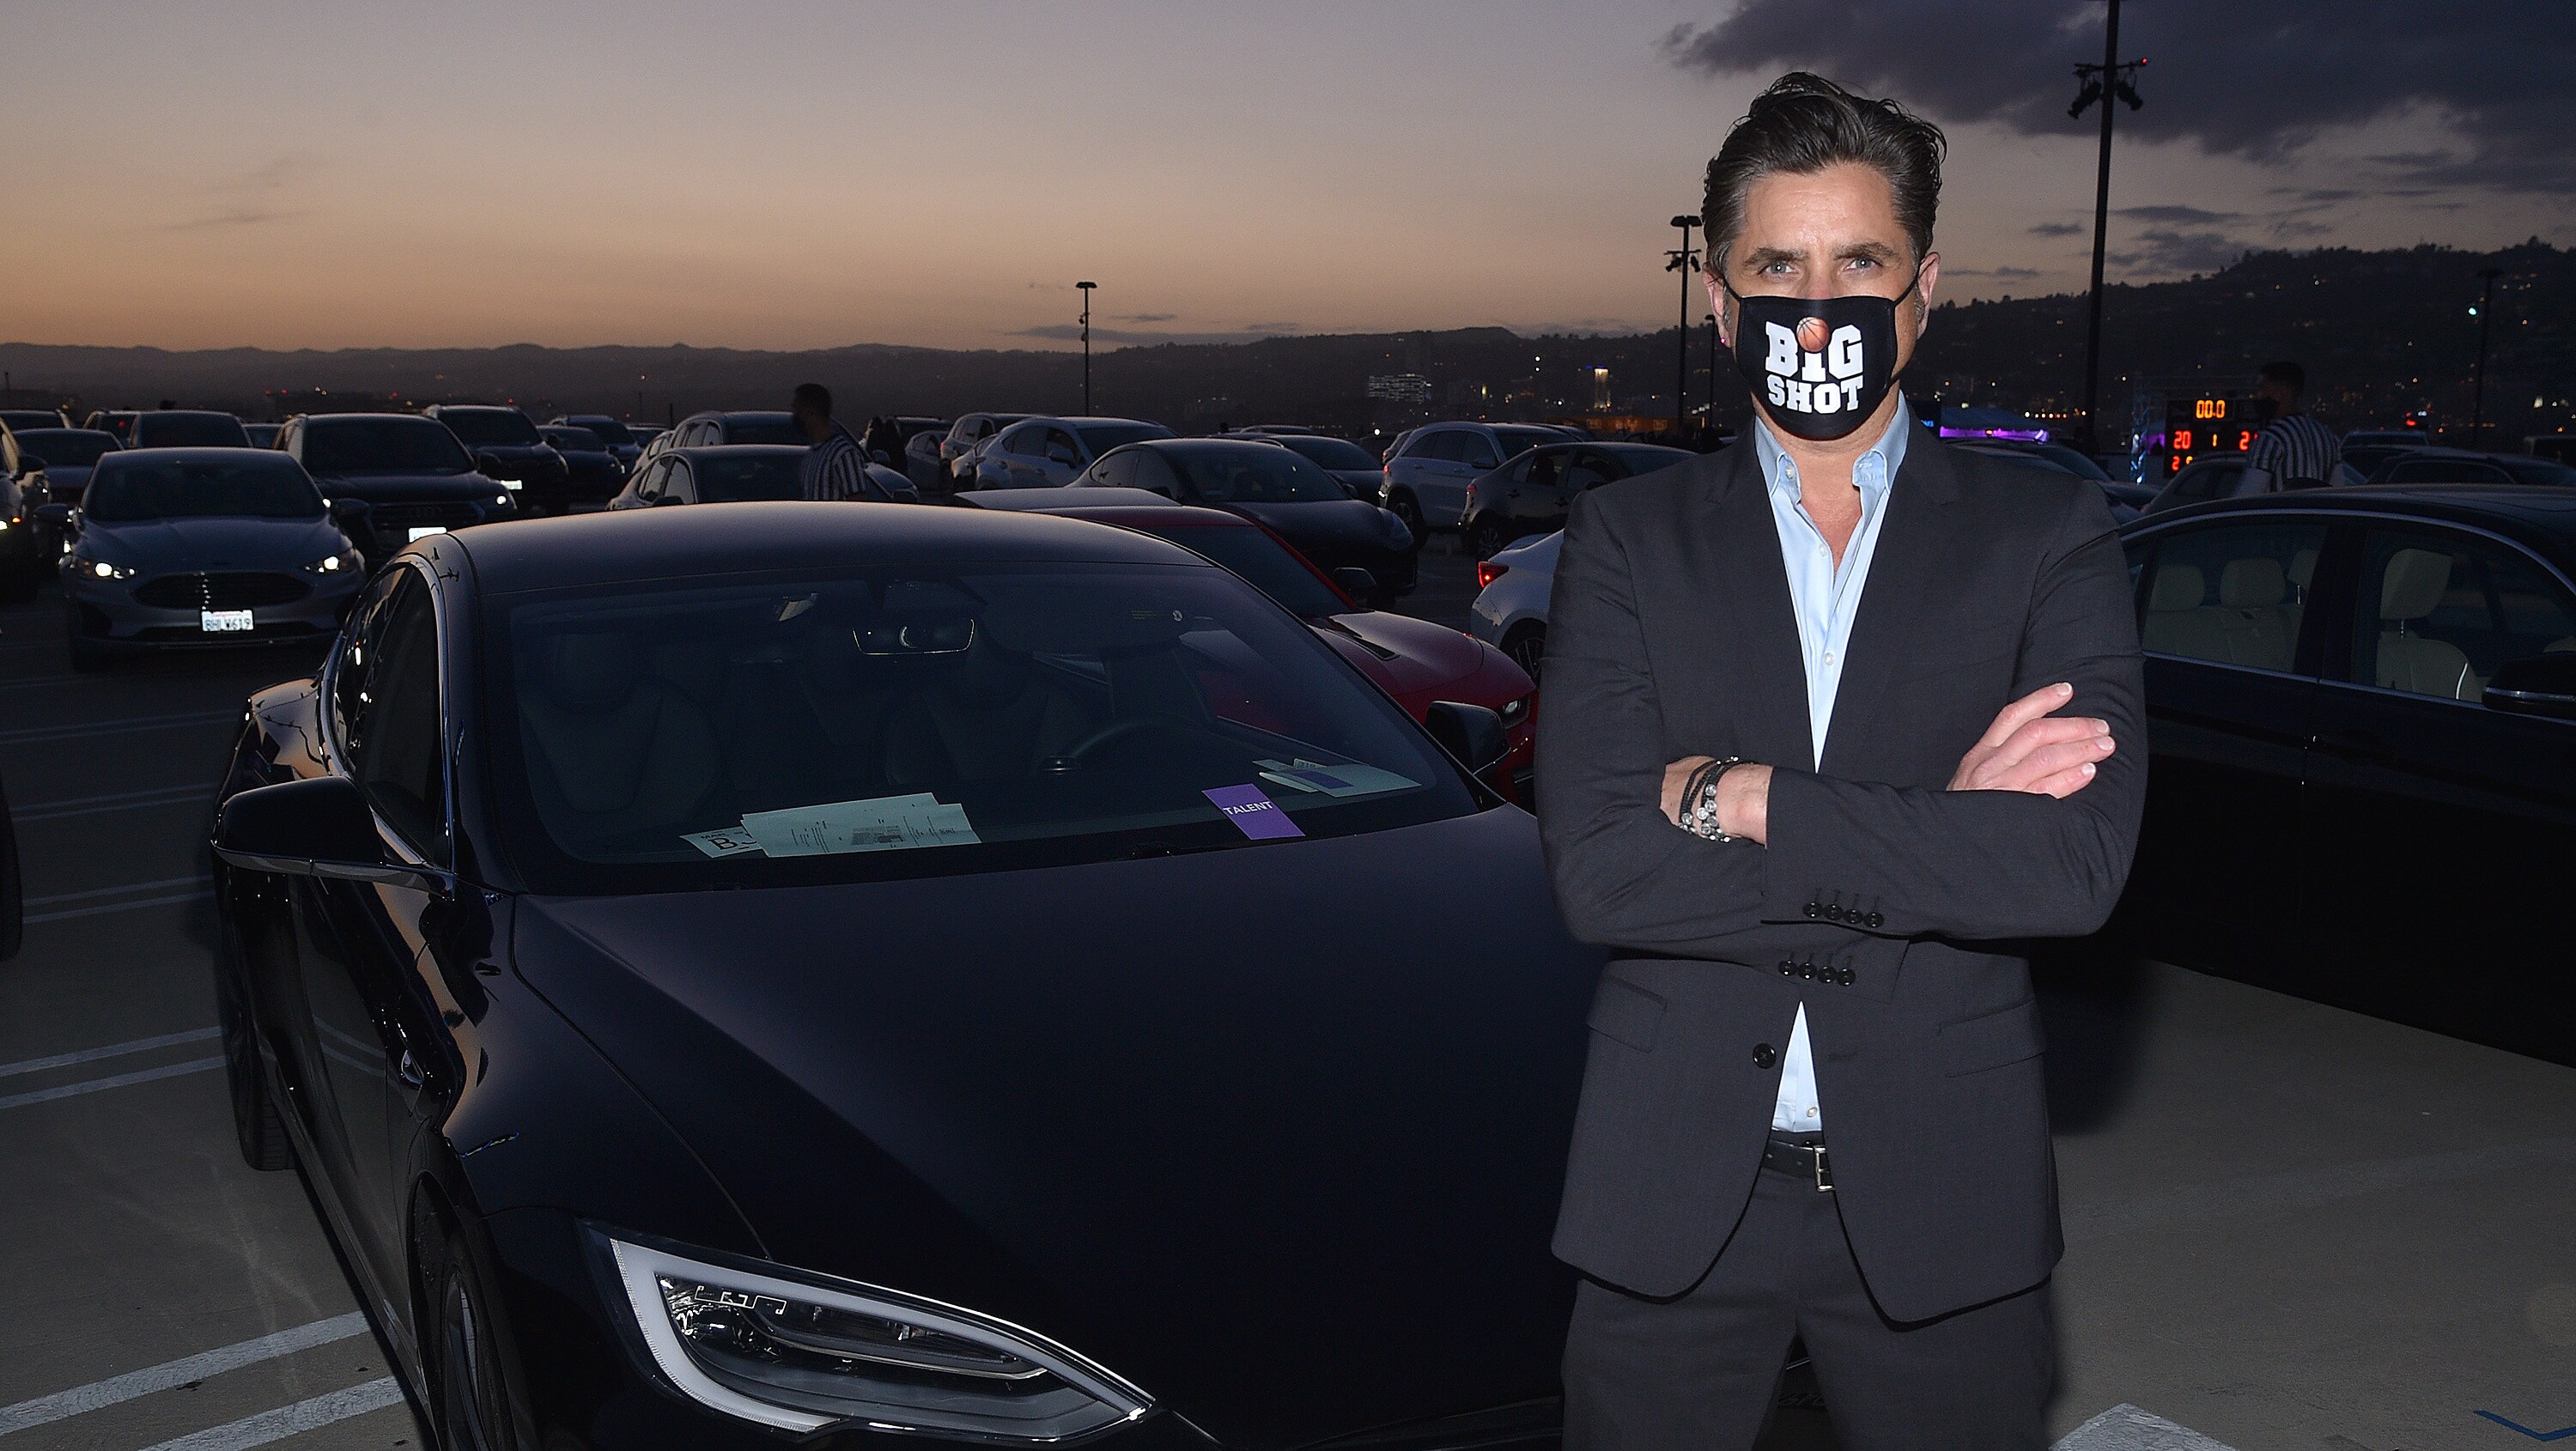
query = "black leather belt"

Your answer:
(1761, 1132), (1834, 1192)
